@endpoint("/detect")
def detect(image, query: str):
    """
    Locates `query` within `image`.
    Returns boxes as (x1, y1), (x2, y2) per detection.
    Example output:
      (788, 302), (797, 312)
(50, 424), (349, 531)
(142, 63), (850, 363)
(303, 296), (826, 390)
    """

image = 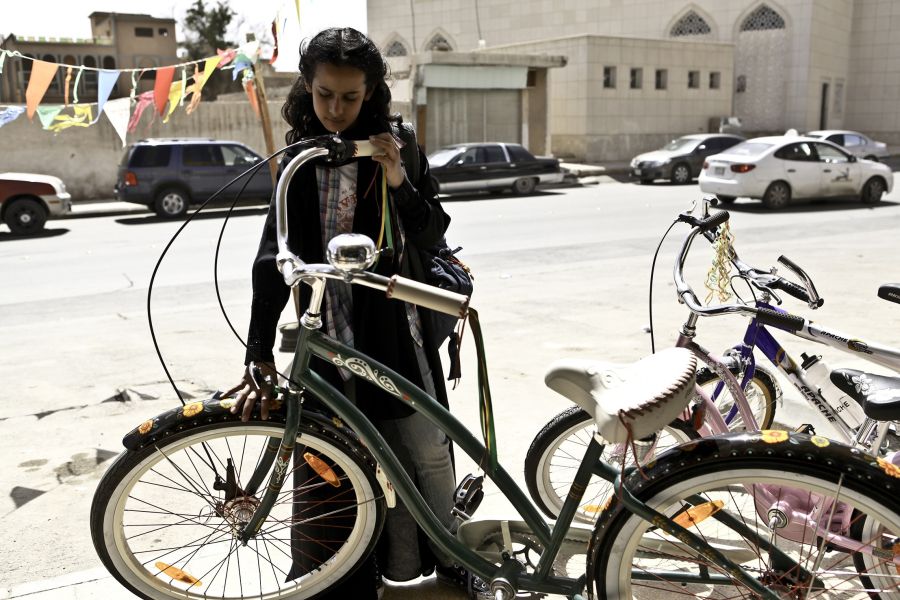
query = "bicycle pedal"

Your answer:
(451, 473), (484, 521)
(794, 423), (816, 435)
